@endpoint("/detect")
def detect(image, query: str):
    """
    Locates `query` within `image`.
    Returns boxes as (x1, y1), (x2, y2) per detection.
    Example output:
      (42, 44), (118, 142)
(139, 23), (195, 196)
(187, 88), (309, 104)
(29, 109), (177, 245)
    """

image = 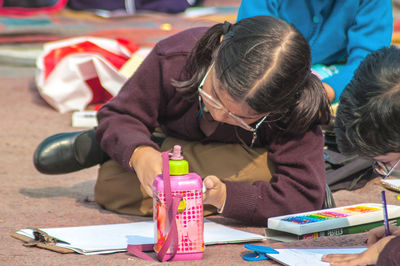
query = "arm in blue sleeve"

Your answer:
(324, 0), (393, 103)
(236, 0), (280, 22)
